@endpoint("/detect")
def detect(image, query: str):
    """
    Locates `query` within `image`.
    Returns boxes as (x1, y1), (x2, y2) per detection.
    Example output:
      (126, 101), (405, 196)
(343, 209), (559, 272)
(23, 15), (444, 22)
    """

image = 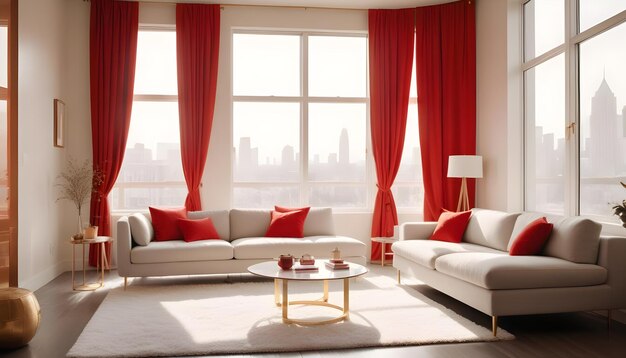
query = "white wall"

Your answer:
(18, 0), (67, 289)
(475, 0), (523, 212)
(17, 0), (91, 290)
